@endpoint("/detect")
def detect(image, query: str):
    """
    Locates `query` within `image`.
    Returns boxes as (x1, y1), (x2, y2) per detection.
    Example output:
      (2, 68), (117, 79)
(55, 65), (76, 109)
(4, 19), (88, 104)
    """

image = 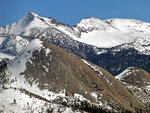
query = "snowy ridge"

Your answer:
(43, 17), (80, 39)
(82, 59), (103, 76)
(115, 67), (136, 80)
